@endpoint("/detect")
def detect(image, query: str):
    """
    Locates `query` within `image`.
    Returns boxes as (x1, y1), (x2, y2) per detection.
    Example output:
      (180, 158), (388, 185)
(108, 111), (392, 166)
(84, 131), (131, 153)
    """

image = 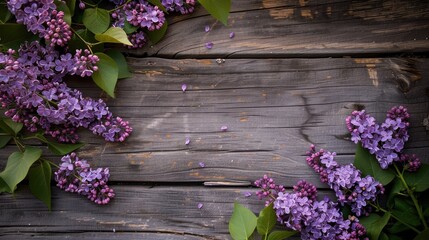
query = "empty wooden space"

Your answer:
(1, 0), (429, 239)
